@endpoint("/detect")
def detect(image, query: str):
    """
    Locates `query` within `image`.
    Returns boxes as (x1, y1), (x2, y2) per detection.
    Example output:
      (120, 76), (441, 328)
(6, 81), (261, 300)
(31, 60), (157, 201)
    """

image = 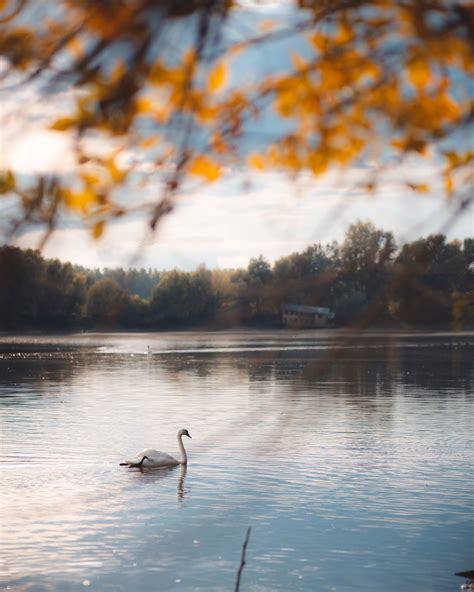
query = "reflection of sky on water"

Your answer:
(0, 332), (473, 591)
